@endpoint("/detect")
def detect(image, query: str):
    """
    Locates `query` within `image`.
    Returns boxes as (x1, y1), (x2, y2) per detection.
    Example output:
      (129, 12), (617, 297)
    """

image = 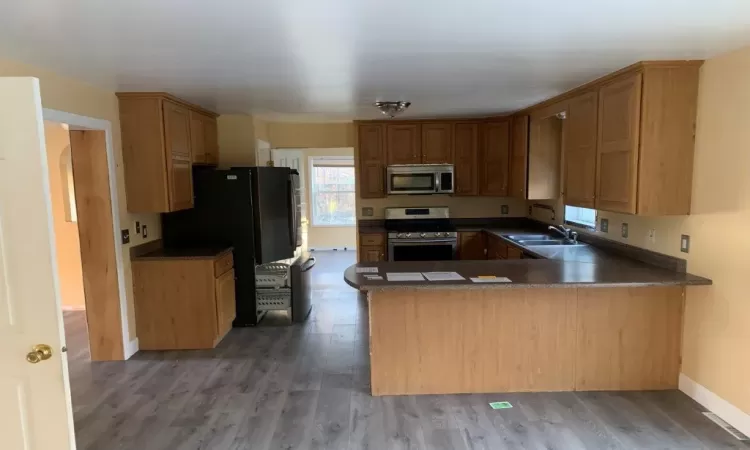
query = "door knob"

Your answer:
(26, 344), (53, 364)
